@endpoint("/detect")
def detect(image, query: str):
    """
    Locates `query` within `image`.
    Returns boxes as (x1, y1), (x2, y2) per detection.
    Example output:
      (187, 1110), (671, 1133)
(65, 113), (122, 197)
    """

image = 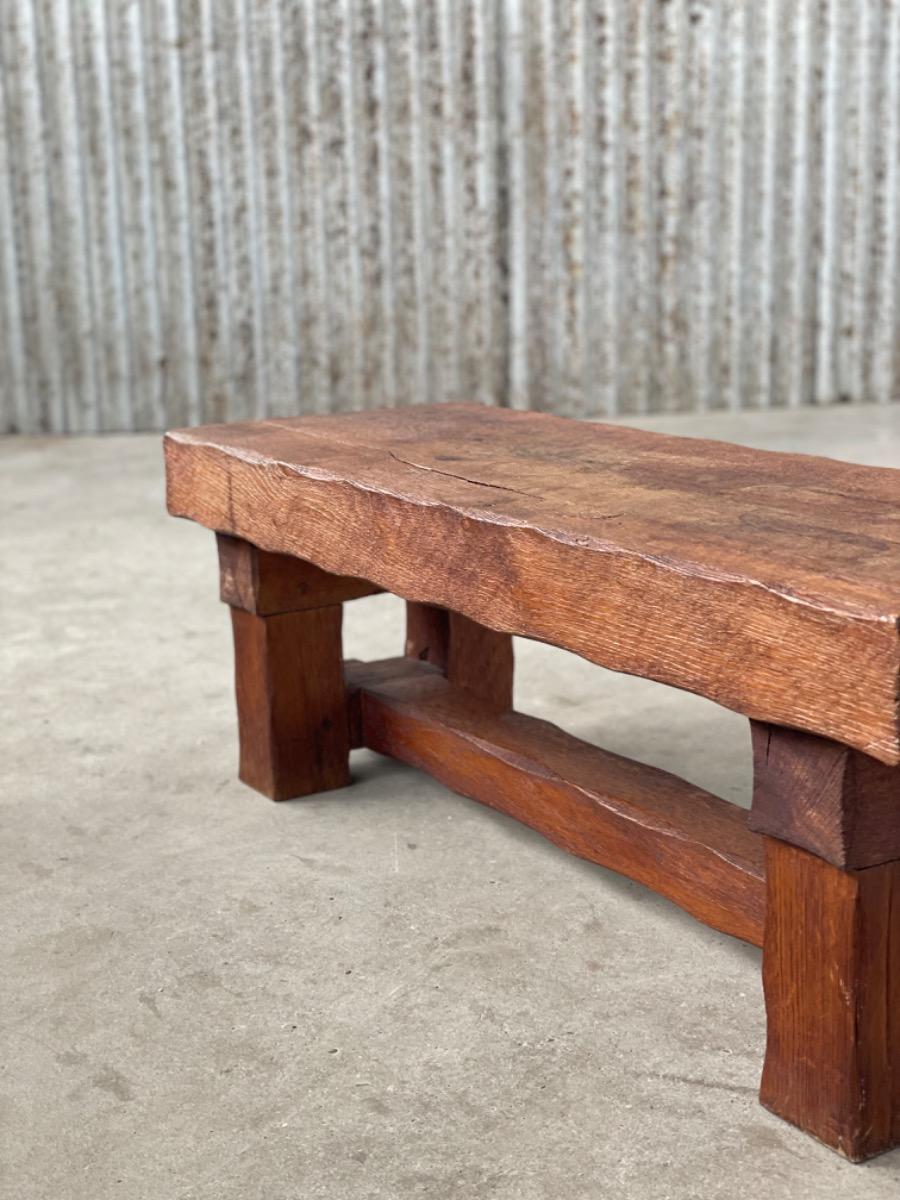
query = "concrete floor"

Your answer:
(2, 405), (899, 1200)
